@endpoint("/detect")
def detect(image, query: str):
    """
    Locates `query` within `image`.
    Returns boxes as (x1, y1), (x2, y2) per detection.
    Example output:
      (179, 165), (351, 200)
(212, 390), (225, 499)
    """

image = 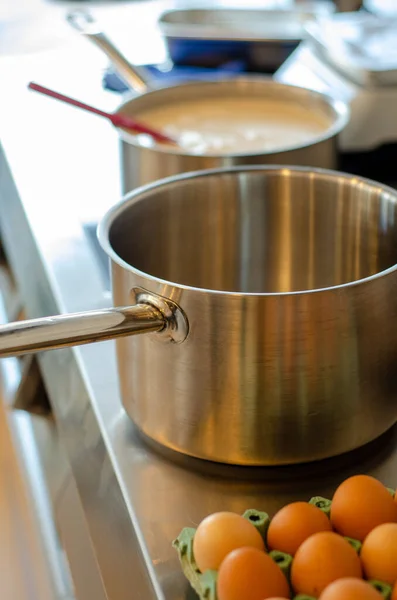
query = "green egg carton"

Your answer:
(172, 527), (217, 600)
(172, 510), (270, 600)
(173, 489), (396, 600)
(369, 580), (393, 599)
